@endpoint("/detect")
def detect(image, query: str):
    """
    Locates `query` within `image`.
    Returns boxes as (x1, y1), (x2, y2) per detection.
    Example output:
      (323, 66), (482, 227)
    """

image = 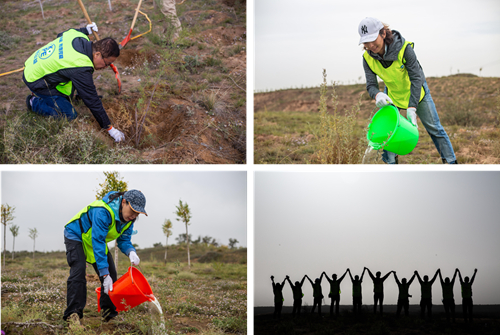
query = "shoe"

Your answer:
(26, 94), (34, 112)
(68, 313), (81, 325)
